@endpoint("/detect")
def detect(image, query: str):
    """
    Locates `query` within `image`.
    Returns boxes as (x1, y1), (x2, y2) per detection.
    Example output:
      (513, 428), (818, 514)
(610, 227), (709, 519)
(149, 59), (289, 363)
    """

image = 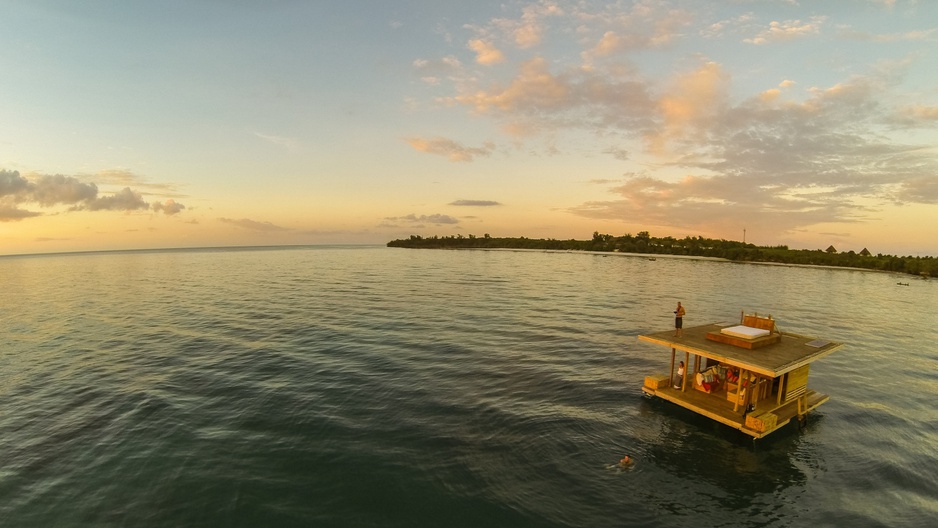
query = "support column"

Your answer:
(733, 369), (747, 413)
(683, 351), (690, 391)
(777, 373), (786, 405)
(669, 348), (676, 388)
